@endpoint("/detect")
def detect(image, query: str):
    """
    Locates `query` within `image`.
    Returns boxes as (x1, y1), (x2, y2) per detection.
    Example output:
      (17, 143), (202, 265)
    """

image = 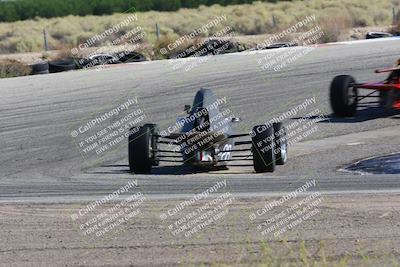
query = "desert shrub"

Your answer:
(0, 59), (31, 78)
(390, 21), (400, 35)
(153, 35), (180, 59)
(0, 0), (292, 22)
(373, 10), (389, 25)
(49, 45), (77, 60)
(0, 0), (395, 54)
(8, 36), (42, 53)
(318, 14), (352, 43)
